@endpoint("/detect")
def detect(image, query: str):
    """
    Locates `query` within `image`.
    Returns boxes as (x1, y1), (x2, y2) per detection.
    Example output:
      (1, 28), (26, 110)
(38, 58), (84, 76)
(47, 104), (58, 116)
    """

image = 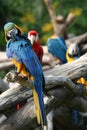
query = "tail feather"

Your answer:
(32, 88), (41, 124)
(32, 87), (47, 127)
